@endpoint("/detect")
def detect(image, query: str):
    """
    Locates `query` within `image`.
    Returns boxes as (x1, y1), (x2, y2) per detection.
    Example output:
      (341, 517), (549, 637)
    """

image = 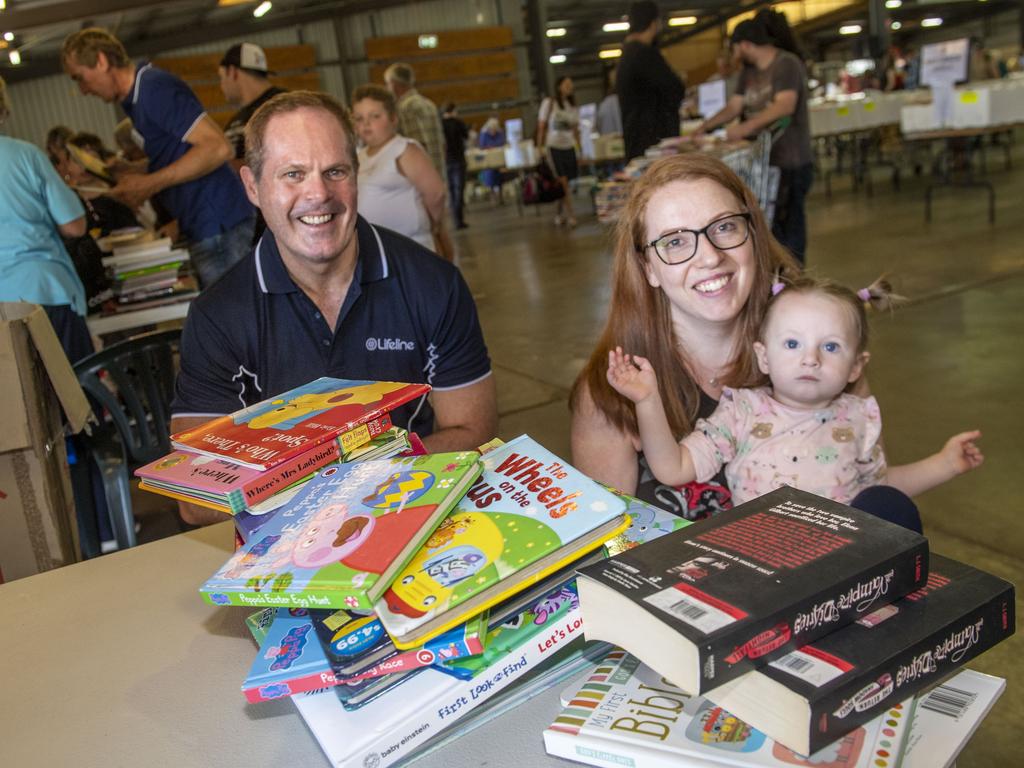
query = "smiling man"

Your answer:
(169, 91), (497, 525)
(61, 28), (254, 288)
